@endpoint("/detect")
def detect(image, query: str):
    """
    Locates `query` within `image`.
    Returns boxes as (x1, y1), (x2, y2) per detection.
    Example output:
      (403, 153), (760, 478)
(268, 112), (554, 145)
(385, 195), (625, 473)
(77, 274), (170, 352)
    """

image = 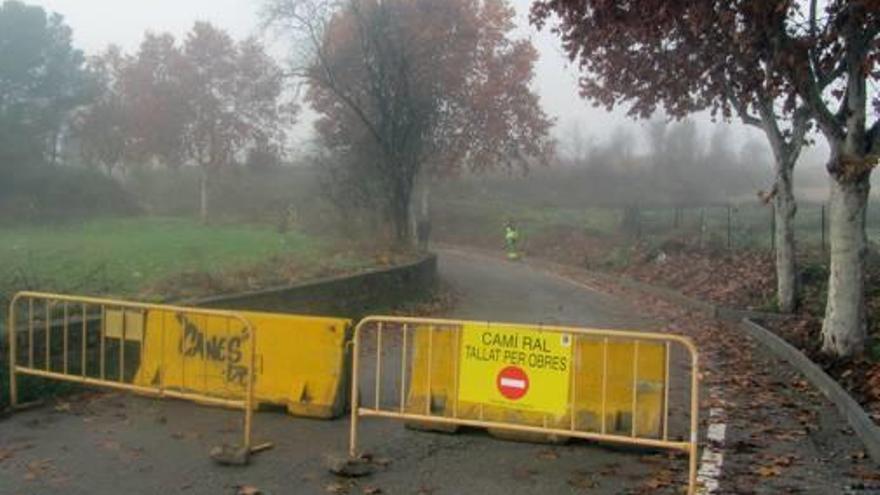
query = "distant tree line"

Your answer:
(1, 0), (552, 239)
(74, 24), (294, 224)
(0, 0), (294, 224)
(554, 119), (776, 208)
